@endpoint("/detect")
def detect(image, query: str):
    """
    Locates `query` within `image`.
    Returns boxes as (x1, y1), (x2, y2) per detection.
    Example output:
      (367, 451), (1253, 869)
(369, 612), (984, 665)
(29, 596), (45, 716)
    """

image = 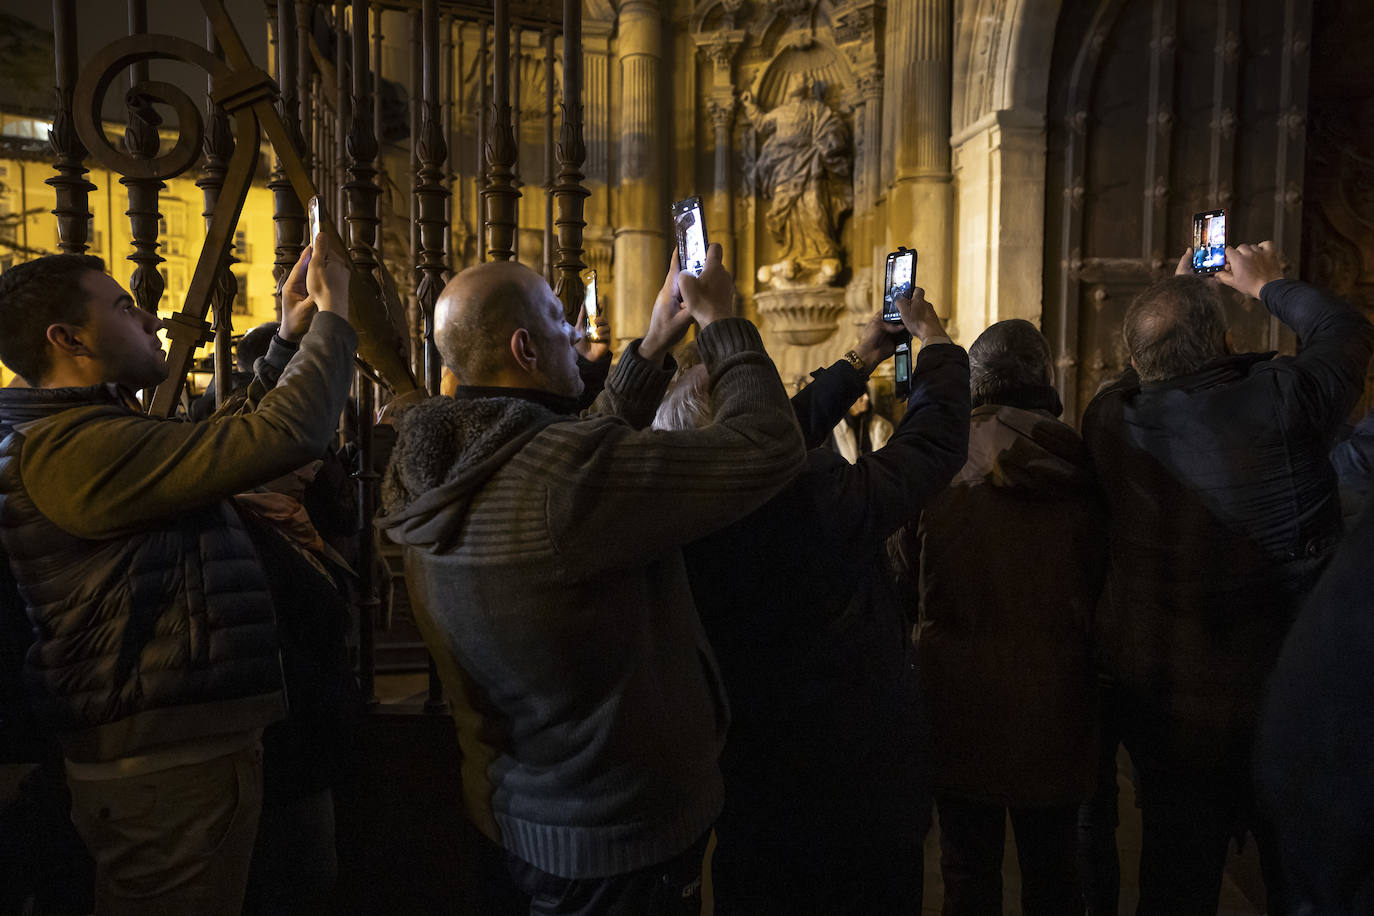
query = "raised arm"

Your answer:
(791, 310), (907, 448)
(544, 245), (806, 569)
(22, 236), (359, 540)
(1220, 241), (1374, 437)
